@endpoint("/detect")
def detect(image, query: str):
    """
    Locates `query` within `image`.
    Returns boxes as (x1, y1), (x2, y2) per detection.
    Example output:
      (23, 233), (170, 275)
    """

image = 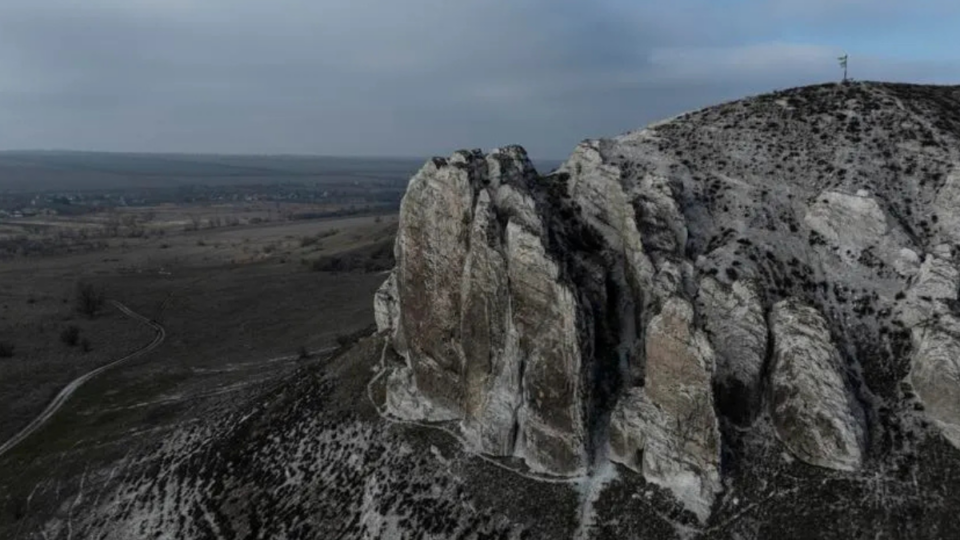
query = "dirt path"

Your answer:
(0, 301), (166, 459)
